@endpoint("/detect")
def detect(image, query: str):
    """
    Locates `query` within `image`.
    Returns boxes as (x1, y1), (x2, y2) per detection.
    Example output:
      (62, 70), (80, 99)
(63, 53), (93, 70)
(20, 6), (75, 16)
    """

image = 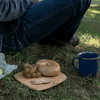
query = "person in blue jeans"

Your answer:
(0, 0), (91, 53)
